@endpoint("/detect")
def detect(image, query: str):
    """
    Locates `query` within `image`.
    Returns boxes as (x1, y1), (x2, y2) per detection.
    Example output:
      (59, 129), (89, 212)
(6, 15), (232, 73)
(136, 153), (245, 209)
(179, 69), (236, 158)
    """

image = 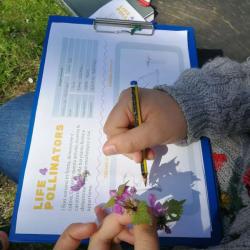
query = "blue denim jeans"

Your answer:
(0, 93), (34, 183)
